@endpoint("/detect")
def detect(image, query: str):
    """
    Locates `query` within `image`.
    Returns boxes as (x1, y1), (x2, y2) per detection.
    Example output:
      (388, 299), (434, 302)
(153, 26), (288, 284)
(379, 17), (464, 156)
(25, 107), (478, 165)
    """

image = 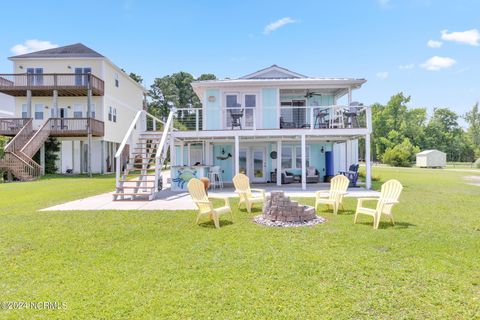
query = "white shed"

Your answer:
(416, 150), (446, 168)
